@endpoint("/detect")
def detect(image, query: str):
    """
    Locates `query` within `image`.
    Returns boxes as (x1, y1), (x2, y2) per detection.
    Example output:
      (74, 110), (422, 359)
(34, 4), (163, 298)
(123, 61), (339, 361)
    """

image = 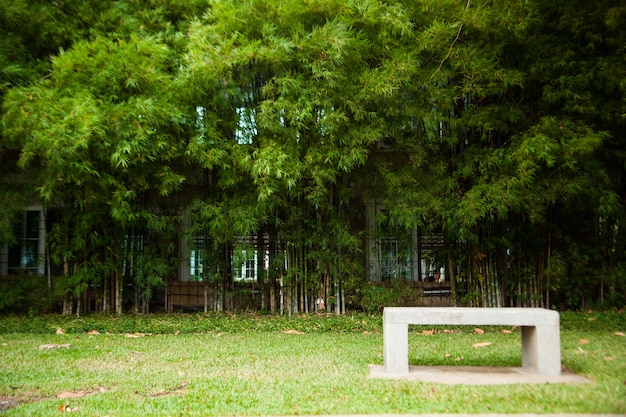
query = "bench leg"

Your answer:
(384, 322), (409, 374)
(521, 325), (561, 376)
